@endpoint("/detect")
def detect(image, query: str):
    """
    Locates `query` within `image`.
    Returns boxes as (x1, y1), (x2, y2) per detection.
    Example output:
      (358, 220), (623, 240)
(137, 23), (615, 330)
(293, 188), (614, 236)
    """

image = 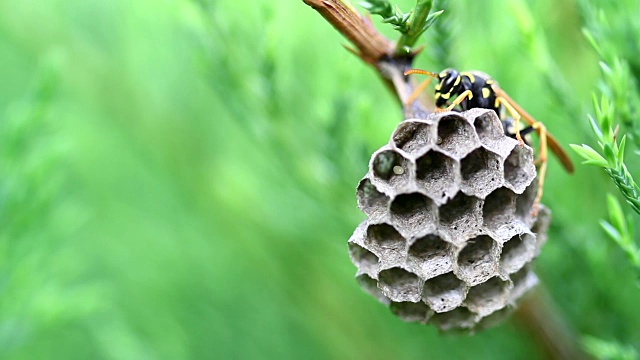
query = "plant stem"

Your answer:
(515, 288), (588, 360)
(395, 0), (433, 54)
(302, 0), (431, 117)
